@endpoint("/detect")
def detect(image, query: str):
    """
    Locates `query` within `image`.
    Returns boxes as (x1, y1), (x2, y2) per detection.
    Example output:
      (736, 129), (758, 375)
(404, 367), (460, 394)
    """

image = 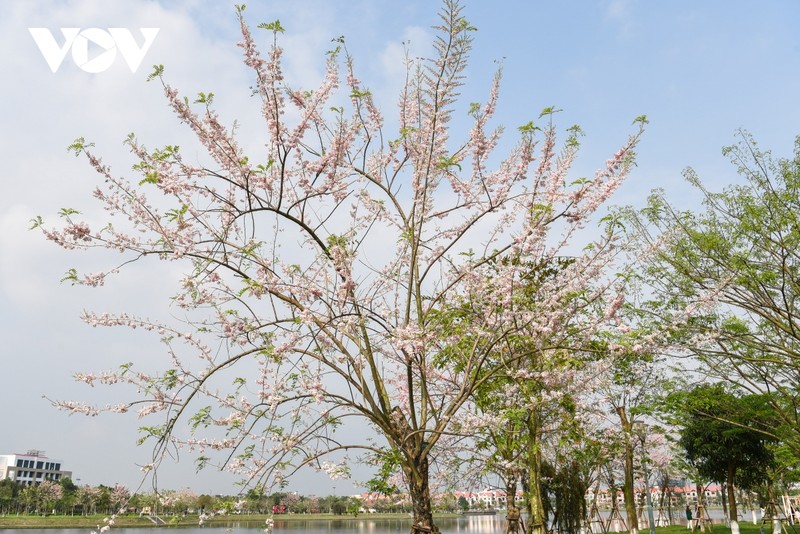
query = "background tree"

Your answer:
(37, 1), (644, 533)
(631, 131), (800, 454)
(598, 346), (671, 534)
(76, 484), (100, 515)
(196, 494), (216, 514)
(458, 256), (634, 534)
(676, 383), (776, 534)
(109, 484), (131, 514)
(36, 480), (63, 515)
(0, 479), (17, 514)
